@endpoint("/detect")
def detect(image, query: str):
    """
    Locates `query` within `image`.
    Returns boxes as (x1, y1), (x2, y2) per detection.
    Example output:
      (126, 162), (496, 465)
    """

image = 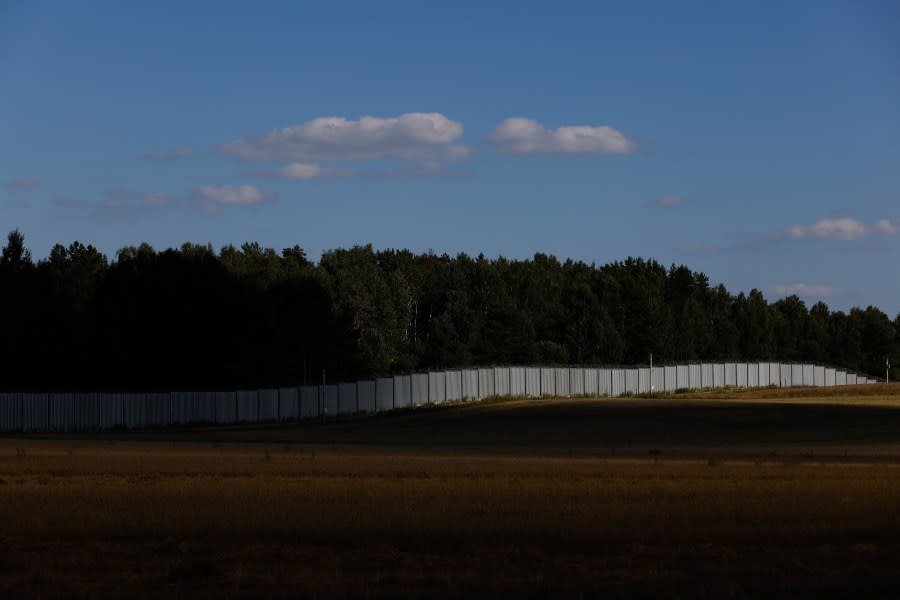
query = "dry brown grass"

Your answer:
(2, 441), (900, 597)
